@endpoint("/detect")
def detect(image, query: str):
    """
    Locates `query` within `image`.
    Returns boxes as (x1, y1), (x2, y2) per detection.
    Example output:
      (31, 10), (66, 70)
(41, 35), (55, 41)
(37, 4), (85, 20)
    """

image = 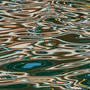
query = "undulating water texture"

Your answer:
(0, 0), (90, 90)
